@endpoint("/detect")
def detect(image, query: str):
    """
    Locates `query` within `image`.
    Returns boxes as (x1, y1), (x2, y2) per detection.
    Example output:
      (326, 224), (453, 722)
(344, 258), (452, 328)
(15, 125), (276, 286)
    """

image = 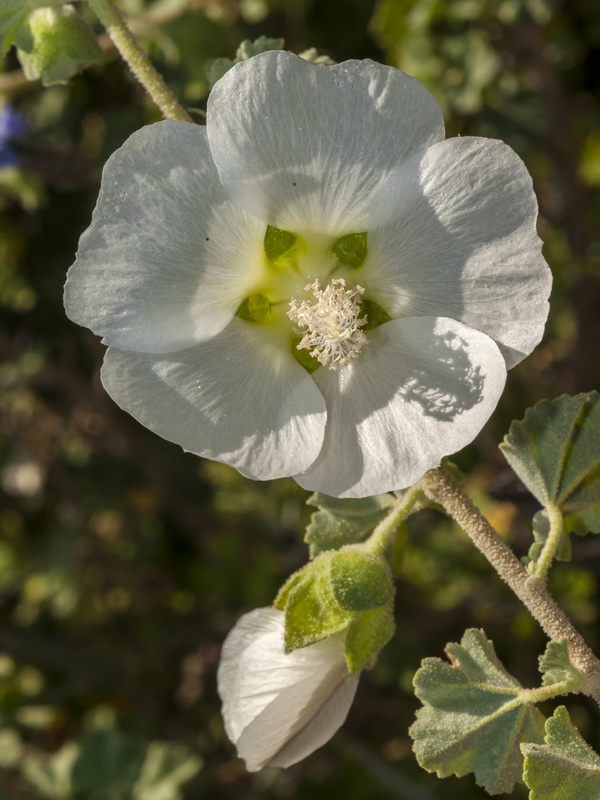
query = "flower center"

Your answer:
(287, 278), (368, 370)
